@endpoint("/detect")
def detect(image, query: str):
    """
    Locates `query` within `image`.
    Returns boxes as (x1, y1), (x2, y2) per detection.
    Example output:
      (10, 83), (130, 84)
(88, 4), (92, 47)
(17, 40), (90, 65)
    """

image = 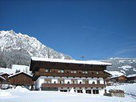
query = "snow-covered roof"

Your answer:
(105, 71), (124, 78)
(31, 57), (112, 66)
(0, 73), (9, 76)
(127, 74), (136, 78)
(0, 76), (5, 80)
(8, 71), (32, 78)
